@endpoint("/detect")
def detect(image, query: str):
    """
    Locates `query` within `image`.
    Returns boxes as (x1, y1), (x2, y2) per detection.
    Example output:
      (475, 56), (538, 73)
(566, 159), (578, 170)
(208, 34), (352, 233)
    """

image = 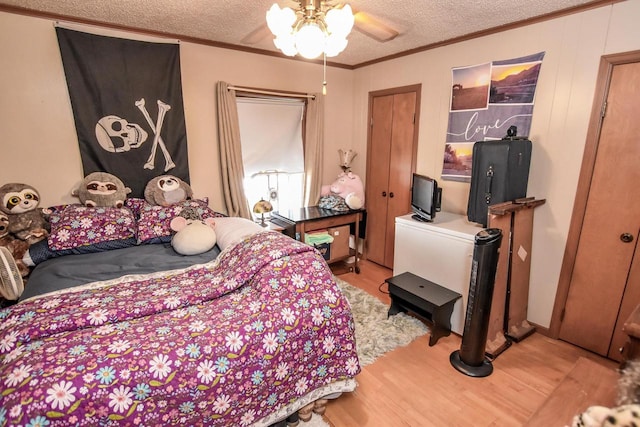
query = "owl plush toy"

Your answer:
(0, 182), (49, 245)
(72, 172), (131, 208)
(144, 175), (193, 207)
